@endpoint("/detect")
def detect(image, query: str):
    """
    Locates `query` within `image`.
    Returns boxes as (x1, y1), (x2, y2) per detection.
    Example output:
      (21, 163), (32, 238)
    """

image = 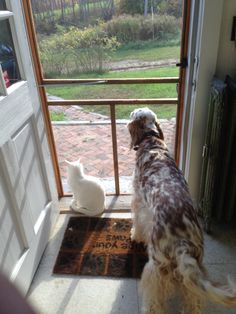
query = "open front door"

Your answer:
(0, 1), (58, 294)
